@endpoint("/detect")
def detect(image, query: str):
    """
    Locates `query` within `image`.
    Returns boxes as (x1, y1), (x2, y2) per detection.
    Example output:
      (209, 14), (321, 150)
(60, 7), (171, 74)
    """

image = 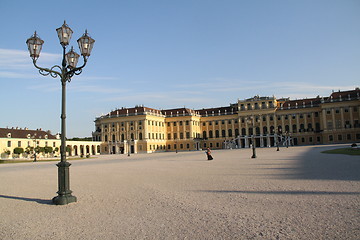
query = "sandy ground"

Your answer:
(0, 145), (359, 240)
